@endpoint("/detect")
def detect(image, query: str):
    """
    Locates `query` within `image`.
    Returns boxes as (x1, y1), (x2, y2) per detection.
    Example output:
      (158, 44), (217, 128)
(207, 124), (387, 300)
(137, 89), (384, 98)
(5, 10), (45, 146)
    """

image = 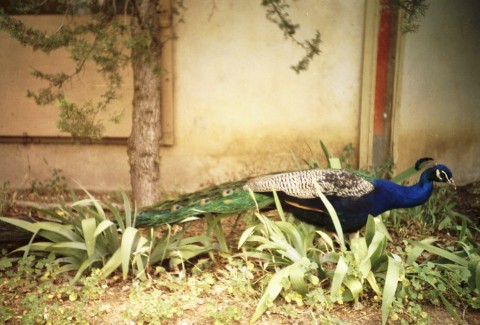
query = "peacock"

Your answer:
(135, 158), (455, 233)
